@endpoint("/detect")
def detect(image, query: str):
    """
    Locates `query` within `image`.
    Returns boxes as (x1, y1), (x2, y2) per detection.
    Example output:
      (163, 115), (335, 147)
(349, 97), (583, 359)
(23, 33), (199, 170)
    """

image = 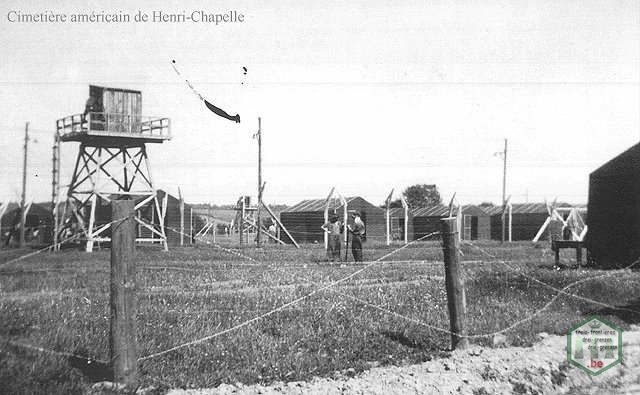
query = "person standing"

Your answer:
(321, 214), (342, 262)
(348, 211), (365, 262)
(268, 222), (277, 243)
